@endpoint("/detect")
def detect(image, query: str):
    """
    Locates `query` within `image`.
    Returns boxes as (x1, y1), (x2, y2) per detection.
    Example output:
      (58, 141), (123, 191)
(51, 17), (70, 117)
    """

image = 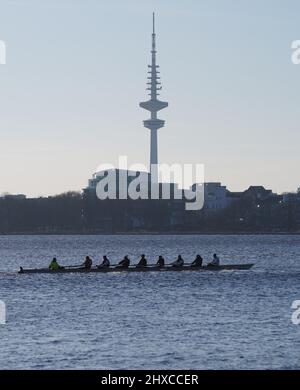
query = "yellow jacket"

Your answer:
(49, 260), (60, 270)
